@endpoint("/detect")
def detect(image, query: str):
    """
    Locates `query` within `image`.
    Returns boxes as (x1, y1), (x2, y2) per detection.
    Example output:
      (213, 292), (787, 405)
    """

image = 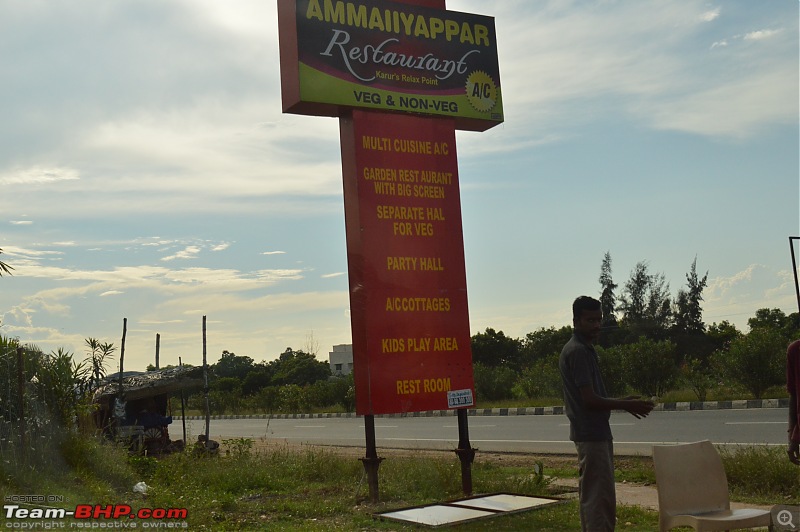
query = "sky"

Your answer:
(1, 0), (798, 373)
